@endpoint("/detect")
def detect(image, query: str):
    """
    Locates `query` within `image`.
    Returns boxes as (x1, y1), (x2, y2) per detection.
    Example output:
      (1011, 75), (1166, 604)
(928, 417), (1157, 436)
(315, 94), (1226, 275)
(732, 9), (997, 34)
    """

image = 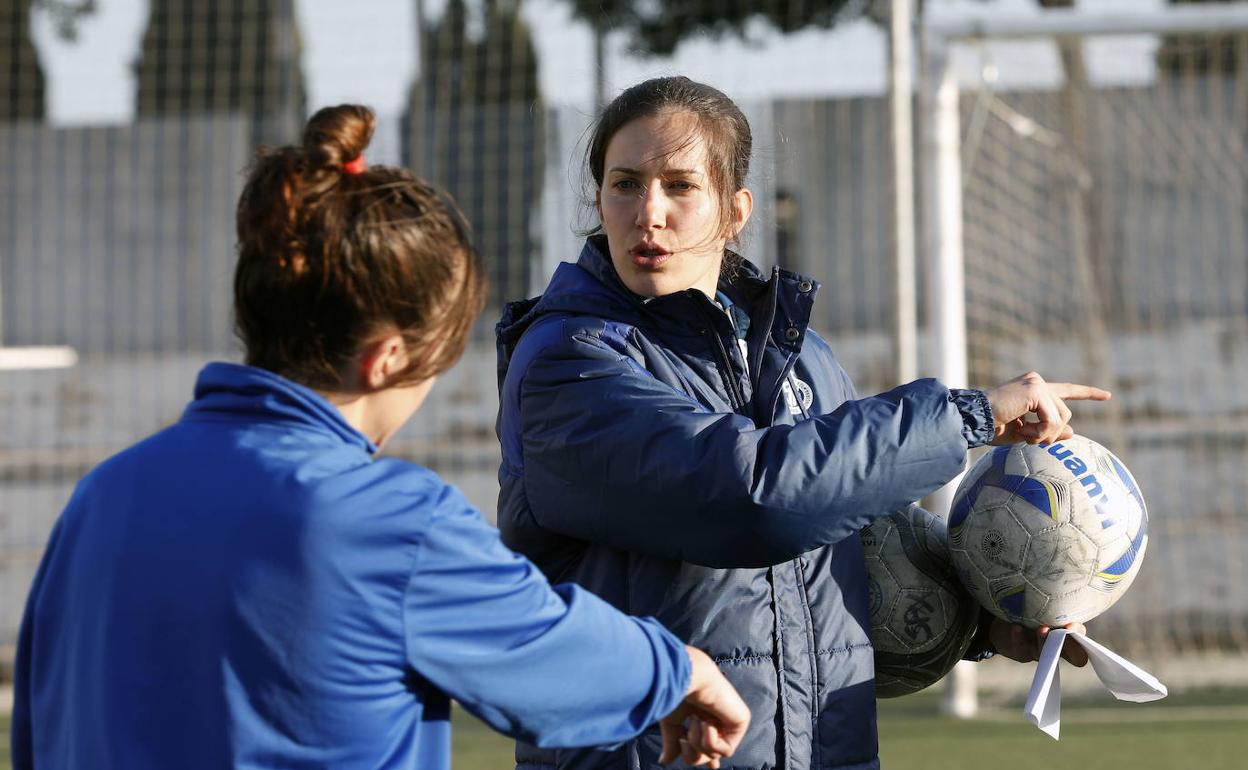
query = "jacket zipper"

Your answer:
(695, 301), (749, 413)
(707, 326), (748, 413)
(792, 558), (822, 768)
(768, 353), (801, 419)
